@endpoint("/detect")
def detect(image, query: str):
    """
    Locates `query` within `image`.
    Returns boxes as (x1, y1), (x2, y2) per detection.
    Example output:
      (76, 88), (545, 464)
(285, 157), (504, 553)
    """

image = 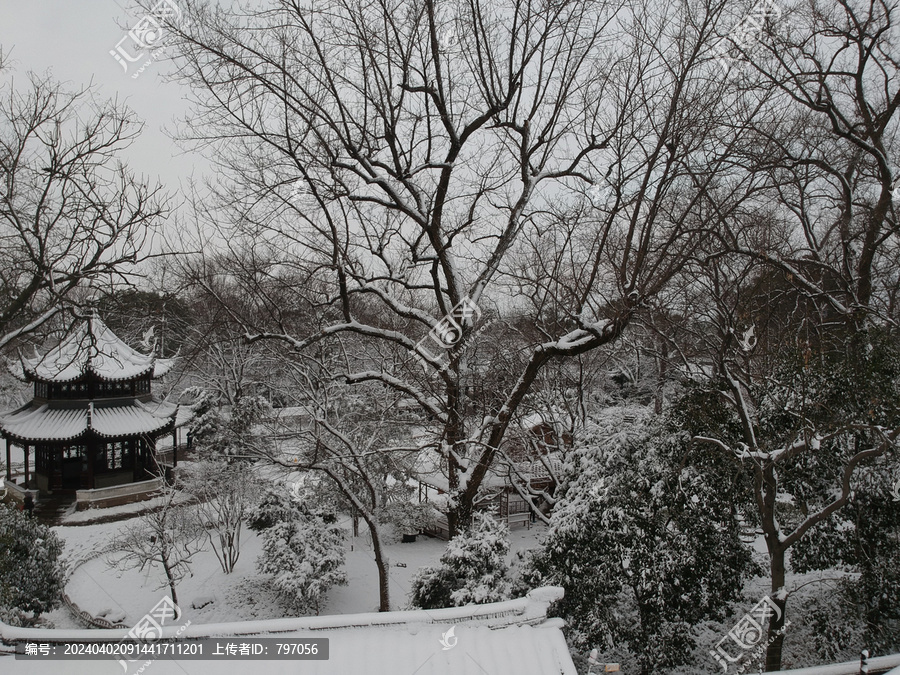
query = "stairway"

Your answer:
(32, 493), (76, 525)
